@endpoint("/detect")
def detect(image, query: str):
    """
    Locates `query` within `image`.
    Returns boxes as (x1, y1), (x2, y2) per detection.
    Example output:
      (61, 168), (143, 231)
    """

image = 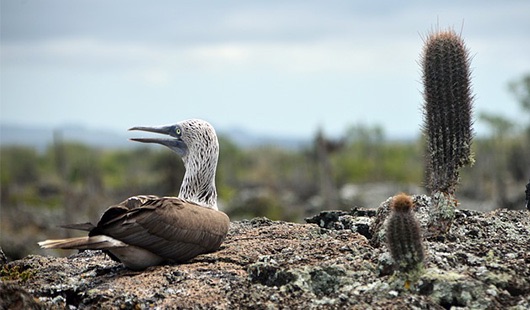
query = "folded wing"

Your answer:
(93, 195), (230, 262)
